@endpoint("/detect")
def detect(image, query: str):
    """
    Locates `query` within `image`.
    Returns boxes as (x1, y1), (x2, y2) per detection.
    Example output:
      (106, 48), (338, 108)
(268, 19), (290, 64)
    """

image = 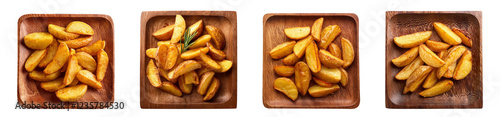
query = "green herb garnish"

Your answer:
(181, 28), (198, 53)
